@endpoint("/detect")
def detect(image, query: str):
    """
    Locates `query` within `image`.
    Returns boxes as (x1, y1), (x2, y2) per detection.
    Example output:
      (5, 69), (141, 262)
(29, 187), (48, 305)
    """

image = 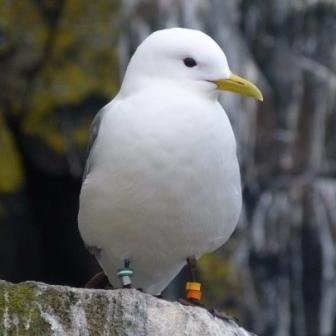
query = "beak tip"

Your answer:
(216, 74), (264, 102)
(255, 88), (263, 102)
